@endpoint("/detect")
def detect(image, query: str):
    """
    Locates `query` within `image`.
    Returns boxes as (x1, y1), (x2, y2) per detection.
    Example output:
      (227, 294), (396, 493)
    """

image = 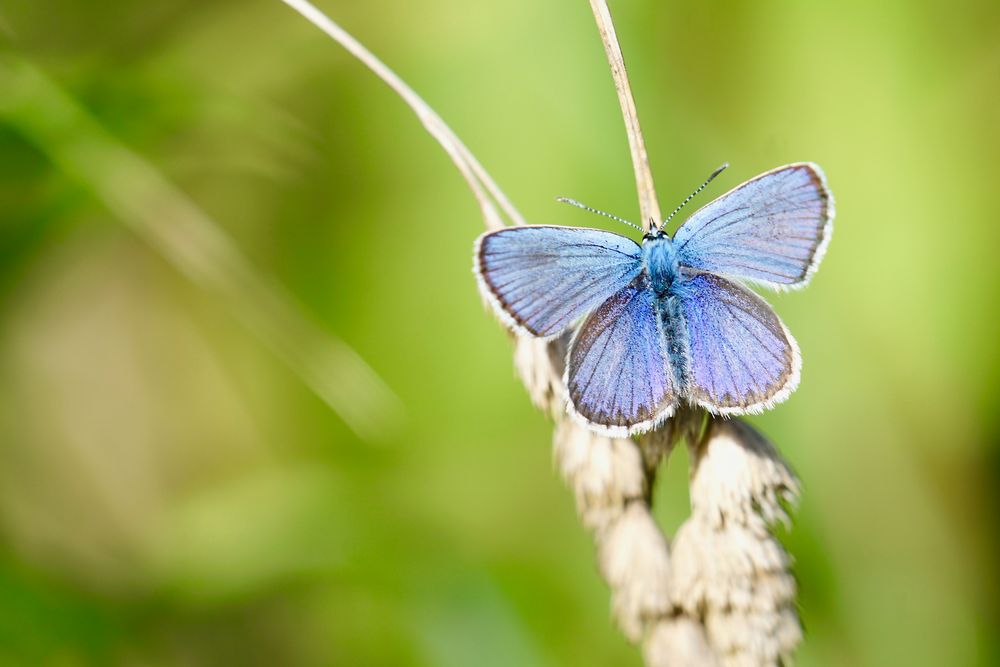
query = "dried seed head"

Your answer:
(513, 334), (569, 419)
(597, 503), (672, 642)
(669, 519), (795, 614)
(669, 518), (800, 665)
(704, 605), (802, 667)
(552, 419), (647, 531)
(689, 419), (800, 532)
(644, 617), (719, 667)
(668, 418), (802, 665)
